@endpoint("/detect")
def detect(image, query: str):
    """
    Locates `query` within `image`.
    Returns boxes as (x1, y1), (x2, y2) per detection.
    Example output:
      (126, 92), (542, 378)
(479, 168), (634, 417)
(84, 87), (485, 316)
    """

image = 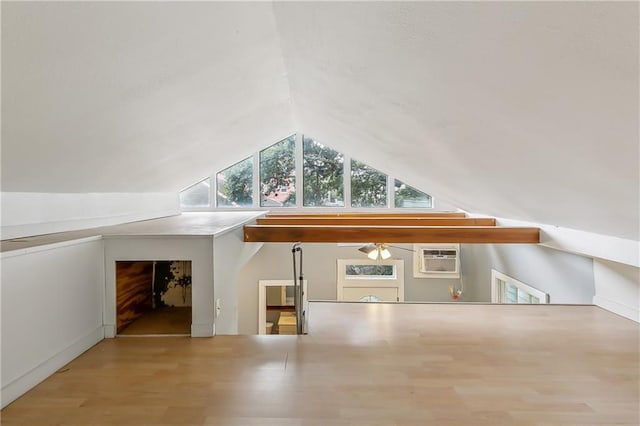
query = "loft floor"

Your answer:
(2, 303), (638, 425)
